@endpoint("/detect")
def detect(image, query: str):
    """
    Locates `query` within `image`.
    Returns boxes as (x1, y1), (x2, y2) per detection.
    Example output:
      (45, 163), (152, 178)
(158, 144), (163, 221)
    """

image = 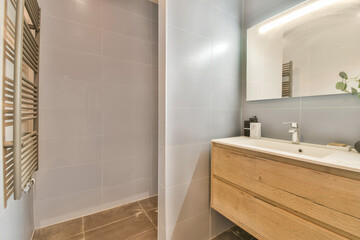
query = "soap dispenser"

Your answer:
(249, 116), (261, 139)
